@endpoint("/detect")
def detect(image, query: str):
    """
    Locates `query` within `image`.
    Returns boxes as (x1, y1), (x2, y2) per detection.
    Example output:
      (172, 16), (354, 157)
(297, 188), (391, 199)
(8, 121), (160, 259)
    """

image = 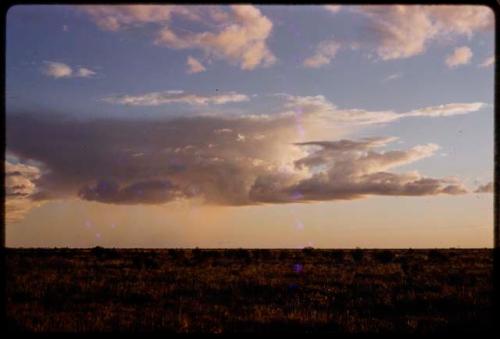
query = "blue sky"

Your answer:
(5, 5), (495, 247)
